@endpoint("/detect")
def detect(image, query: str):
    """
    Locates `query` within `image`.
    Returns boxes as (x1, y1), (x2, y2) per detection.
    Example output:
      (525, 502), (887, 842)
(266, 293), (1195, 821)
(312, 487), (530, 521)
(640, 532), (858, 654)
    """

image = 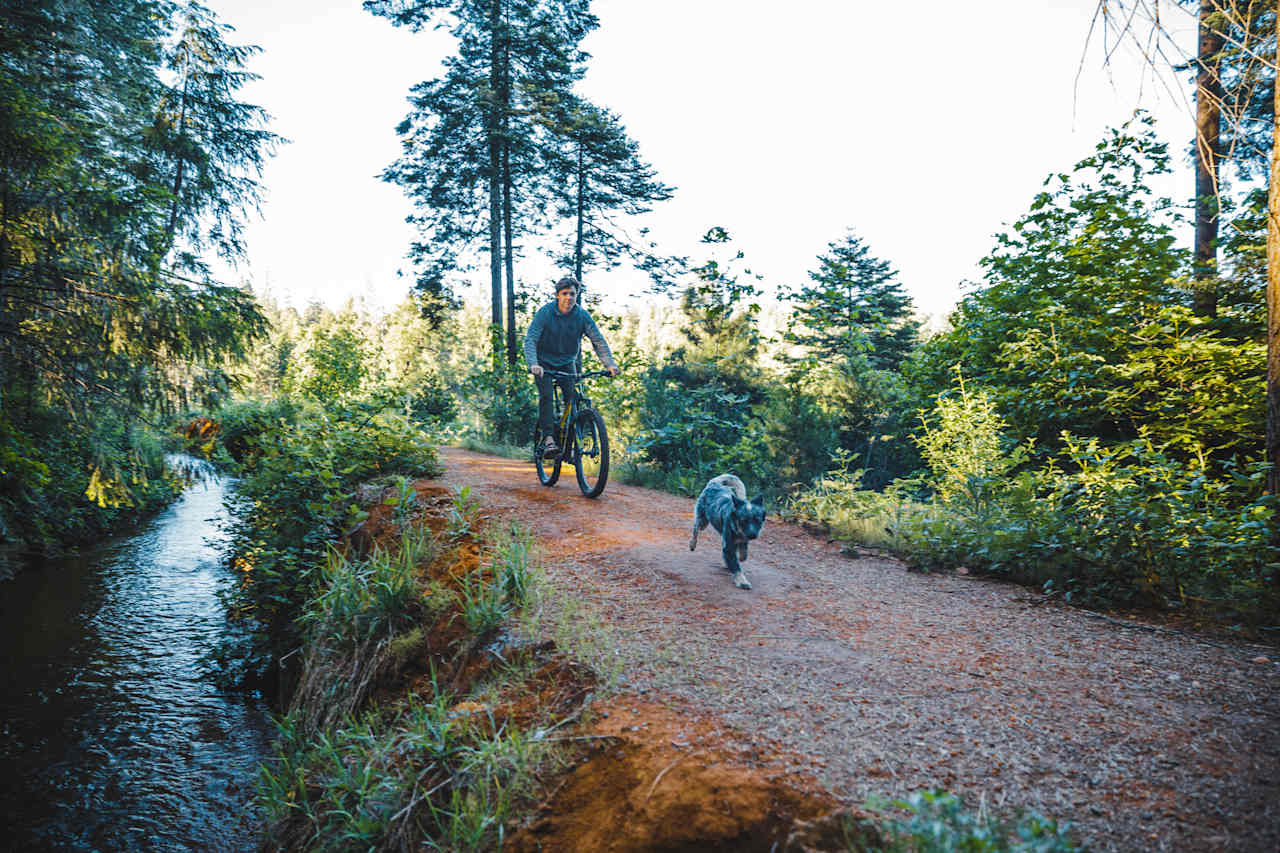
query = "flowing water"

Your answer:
(0, 465), (272, 852)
